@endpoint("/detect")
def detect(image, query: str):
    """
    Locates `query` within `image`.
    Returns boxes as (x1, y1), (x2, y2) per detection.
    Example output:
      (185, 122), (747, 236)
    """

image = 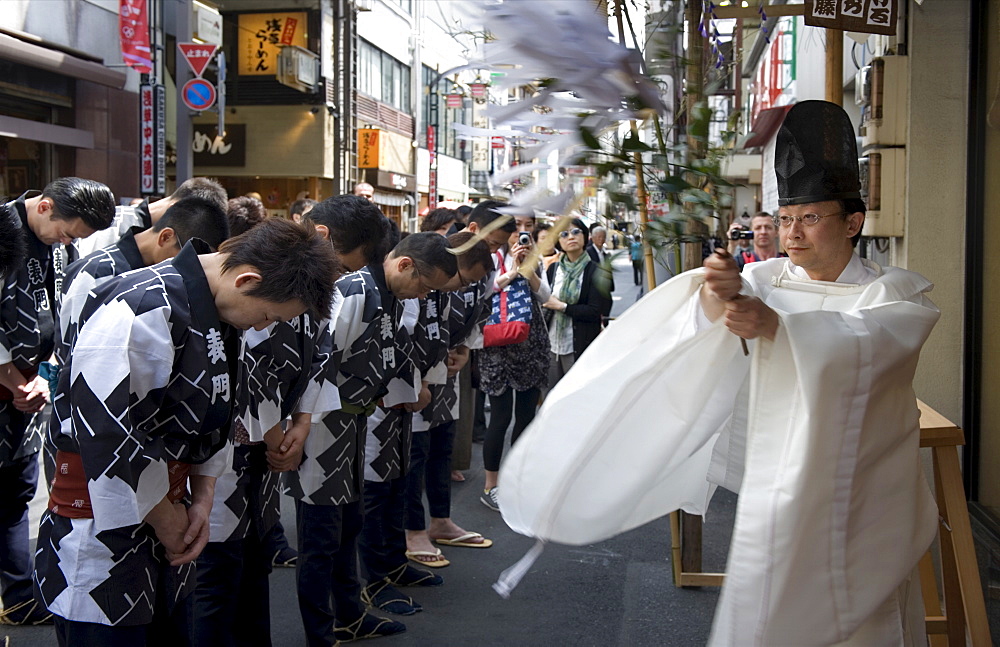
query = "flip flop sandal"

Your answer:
(404, 549), (450, 568)
(433, 531), (494, 549)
